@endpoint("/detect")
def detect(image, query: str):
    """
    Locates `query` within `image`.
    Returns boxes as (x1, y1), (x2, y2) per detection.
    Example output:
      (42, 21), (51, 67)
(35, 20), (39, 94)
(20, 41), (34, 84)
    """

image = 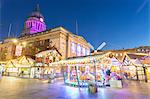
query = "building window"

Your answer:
(120, 53), (123, 56)
(45, 39), (49, 46)
(38, 24), (40, 30)
(71, 42), (76, 54)
(82, 47), (85, 56)
(36, 23), (38, 29)
(116, 53), (118, 57)
(31, 22), (32, 27)
(77, 44), (81, 56)
(39, 40), (44, 46)
(40, 24), (42, 30)
(86, 49), (90, 55)
(28, 22), (30, 27)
